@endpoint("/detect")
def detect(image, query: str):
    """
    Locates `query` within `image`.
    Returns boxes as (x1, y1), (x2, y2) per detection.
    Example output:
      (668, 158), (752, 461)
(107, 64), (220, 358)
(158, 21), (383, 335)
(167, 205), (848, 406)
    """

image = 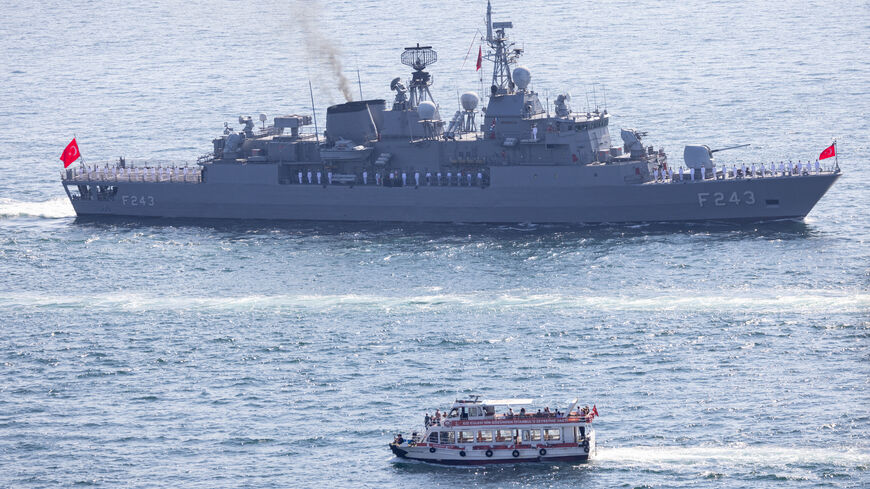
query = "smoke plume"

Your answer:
(293, 2), (354, 102)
